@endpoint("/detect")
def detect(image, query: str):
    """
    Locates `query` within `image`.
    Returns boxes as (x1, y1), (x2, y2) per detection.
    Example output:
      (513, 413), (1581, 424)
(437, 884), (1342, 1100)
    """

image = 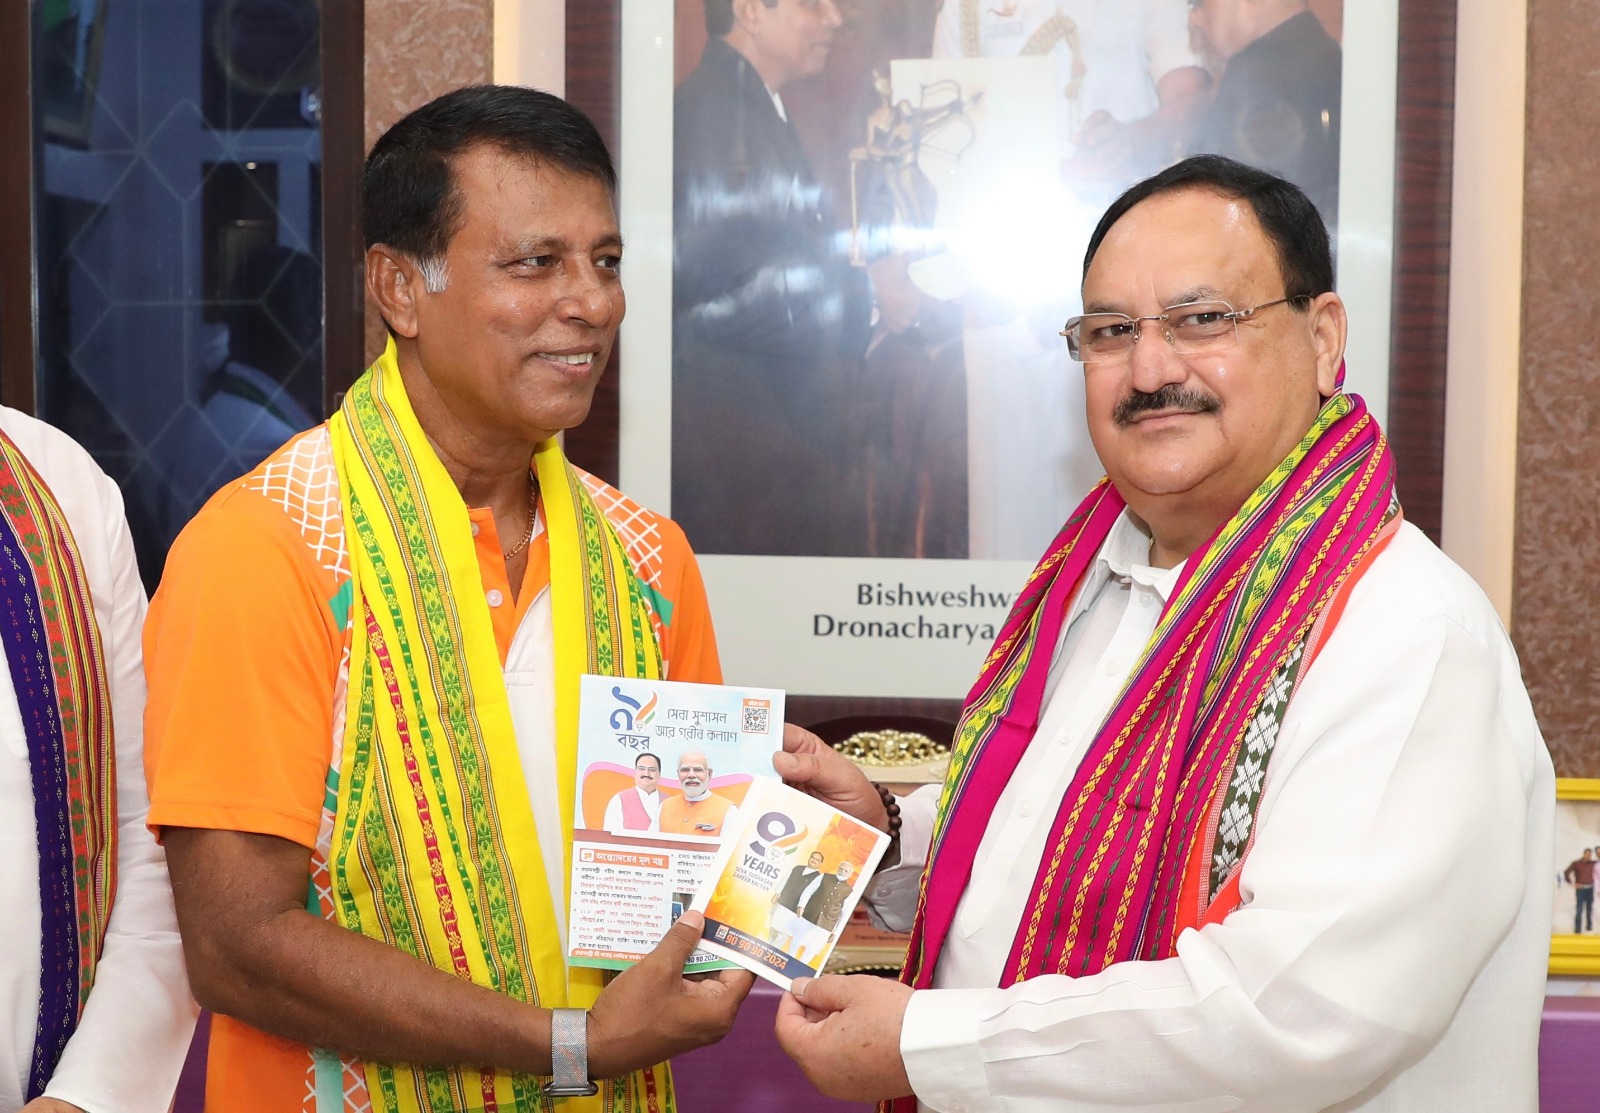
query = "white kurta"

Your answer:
(868, 514), (1553, 1112)
(602, 786), (664, 834)
(0, 408), (197, 1113)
